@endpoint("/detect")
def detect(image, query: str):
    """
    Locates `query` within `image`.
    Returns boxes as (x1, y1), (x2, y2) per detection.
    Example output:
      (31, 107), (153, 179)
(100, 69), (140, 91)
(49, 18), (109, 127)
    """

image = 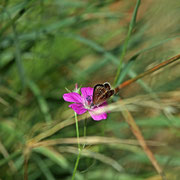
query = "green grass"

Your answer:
(0, 0), (180, 180)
